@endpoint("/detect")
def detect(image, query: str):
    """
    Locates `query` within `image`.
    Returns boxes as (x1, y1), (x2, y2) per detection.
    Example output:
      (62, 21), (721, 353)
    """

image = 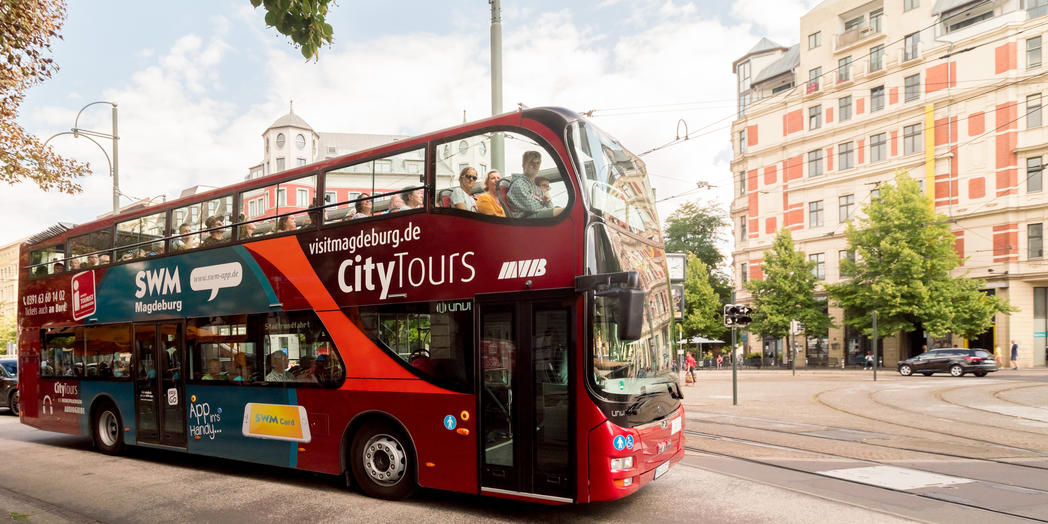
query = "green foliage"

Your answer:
(251, 0), (335, 60)
(680, 254), (723, 340)
(0, 314), (15, 353)
(745, 229), (834, 340)
(663, 199), (731, 302)
(827, 172), (1014, 338)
